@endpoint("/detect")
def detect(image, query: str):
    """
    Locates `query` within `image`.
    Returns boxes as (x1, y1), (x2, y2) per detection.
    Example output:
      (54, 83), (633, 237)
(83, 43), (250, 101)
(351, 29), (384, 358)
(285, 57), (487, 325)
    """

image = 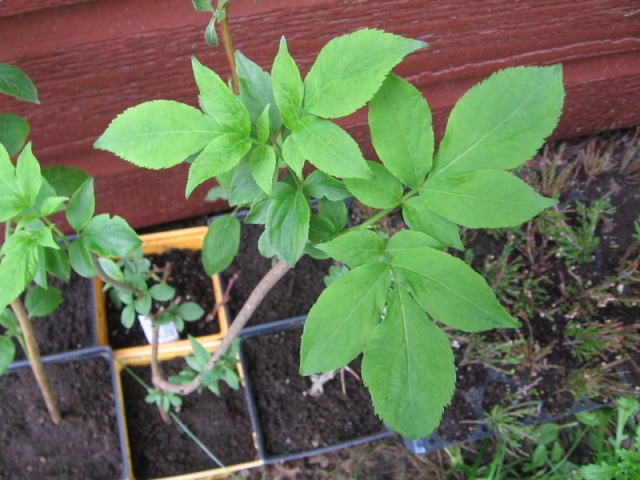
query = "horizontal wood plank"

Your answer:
(1, 0), (639, 228)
